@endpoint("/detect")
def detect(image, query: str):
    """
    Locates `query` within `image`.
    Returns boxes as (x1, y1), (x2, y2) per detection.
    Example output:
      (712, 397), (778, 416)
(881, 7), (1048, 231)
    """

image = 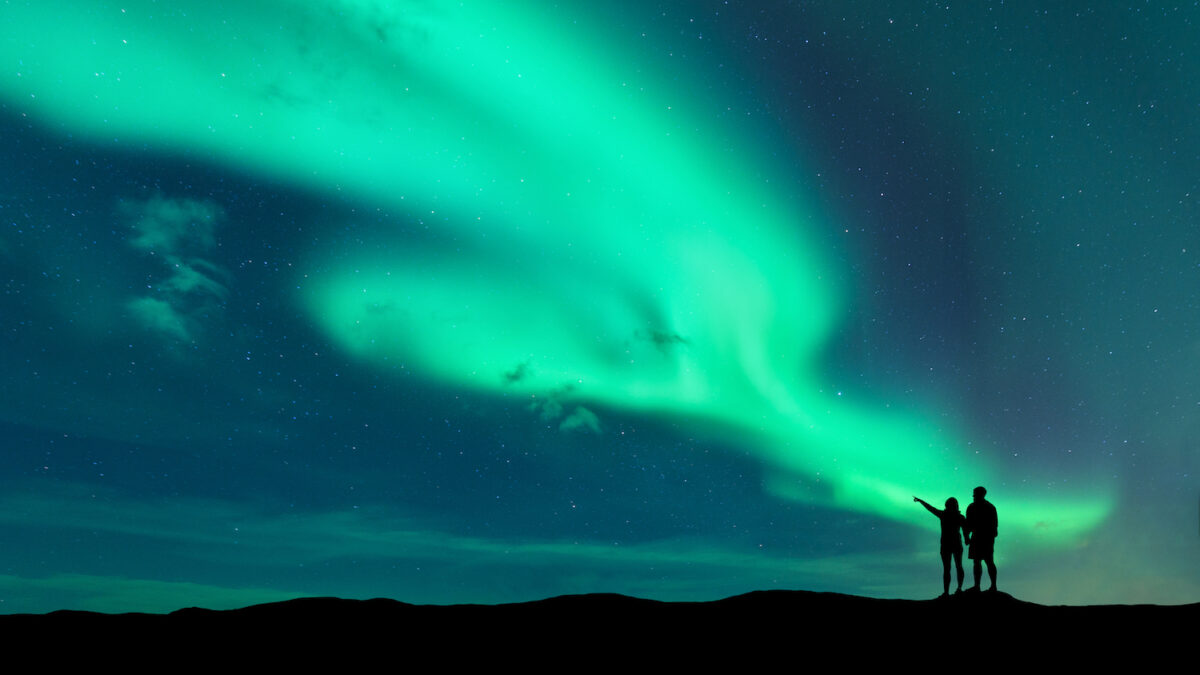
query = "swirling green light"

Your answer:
(0, 0), (1111, 548)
